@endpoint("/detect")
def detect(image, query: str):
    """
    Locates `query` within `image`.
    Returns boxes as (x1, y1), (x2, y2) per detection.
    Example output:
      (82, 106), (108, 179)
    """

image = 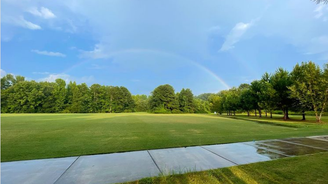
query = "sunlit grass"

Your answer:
(127, 152), (328, 184)
(1, 113), (328, 161)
